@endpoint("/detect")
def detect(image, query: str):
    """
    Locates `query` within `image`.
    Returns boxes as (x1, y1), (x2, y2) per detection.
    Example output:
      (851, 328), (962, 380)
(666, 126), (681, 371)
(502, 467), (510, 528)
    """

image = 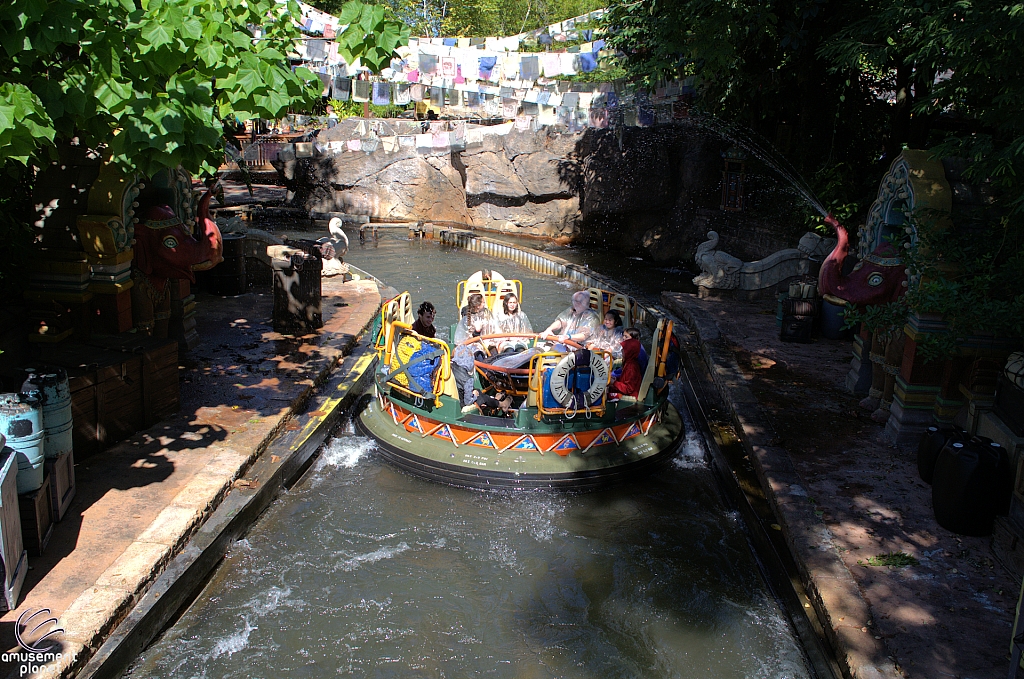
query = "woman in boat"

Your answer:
(587, 309), (624, 359)
(495, 292), (532, 353)
(452, 293), (498, 405)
